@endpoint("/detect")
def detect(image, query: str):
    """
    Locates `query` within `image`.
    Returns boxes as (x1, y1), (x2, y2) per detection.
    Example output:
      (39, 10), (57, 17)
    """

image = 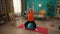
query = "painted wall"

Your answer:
(24, 0), (56, 16)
